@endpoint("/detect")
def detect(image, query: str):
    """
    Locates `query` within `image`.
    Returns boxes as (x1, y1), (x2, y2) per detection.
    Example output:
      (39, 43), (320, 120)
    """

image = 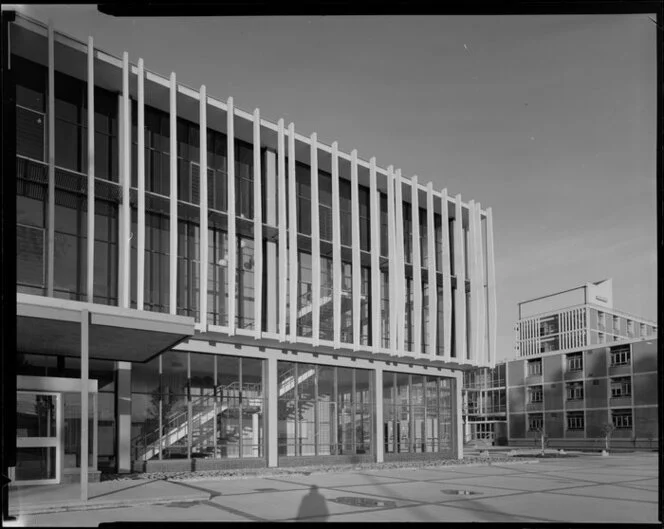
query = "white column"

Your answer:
(199, 86), (209, 331)
(227, 97), (236, 334)
(265, 150), (278, 333)
(287, 123), (298, 342)
(80, 310), (89, 501)
(169, 72), (178, 315)
(310, 133), (321, 346)
(374, 365), (384, 463)
(454, 372), (464, 460)
(467, 199), (477, 364)
(137, 59), (146, 310)
(441, 190), (452, 360)
(253, 108), (263, 338)
(266, 357), (278, 467)
(277, 119), (287, 341)
(86, 37), (95, 303)
(426, 183), (437, 356)
(331, 142), (342, 349)
(47, 22), (55, 297)
(350, 150), (361, 350)
(386, 166), (397, 354)
(411, 176), (422, 356)
(394, 170), (406, 354)
(369, 158), (381, 351)
(454, 194), (467, 362)
(121, 53), (131, 309)
(476, 203), (487, 365)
